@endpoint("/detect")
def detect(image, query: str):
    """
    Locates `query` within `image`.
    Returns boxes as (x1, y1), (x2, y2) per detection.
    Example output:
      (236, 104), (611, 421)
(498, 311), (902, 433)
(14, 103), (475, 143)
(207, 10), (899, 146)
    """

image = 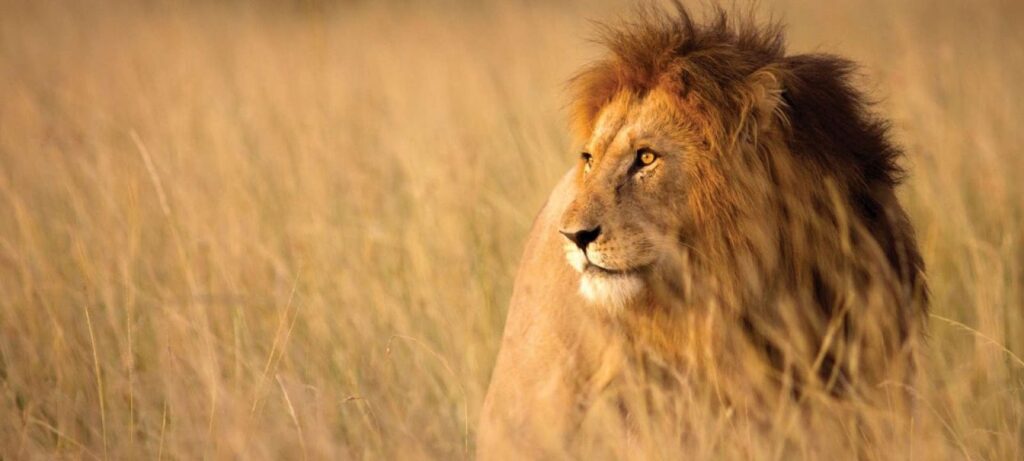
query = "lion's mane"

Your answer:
(568, 4), (927, 404)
